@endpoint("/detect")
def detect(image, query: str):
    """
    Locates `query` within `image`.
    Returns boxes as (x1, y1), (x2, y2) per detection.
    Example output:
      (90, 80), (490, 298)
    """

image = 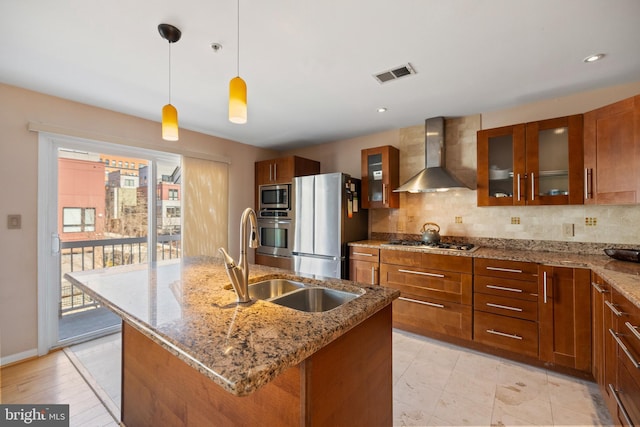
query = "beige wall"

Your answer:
(286, 81), (640, 244)
(0, 83), (276, 360)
